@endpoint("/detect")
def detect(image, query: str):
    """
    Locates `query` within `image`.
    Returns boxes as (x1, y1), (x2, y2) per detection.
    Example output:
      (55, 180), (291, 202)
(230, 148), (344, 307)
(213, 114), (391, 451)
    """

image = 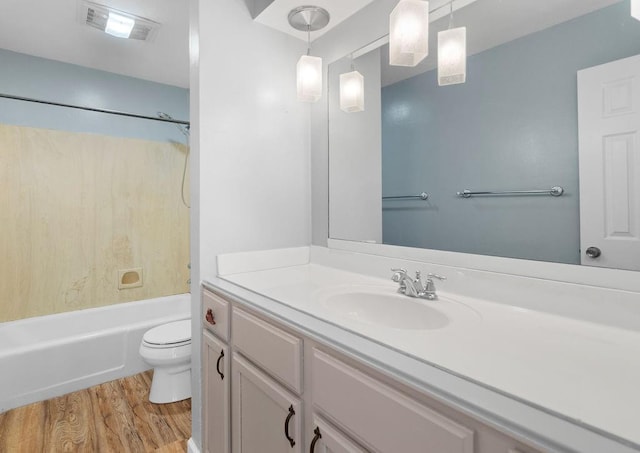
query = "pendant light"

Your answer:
(389, 0), (430, 67)
(288, 6), (330, 103)
(633, 0), (640, 21)
(340, 56), (365, 113)
(437, 2), (466, 86)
